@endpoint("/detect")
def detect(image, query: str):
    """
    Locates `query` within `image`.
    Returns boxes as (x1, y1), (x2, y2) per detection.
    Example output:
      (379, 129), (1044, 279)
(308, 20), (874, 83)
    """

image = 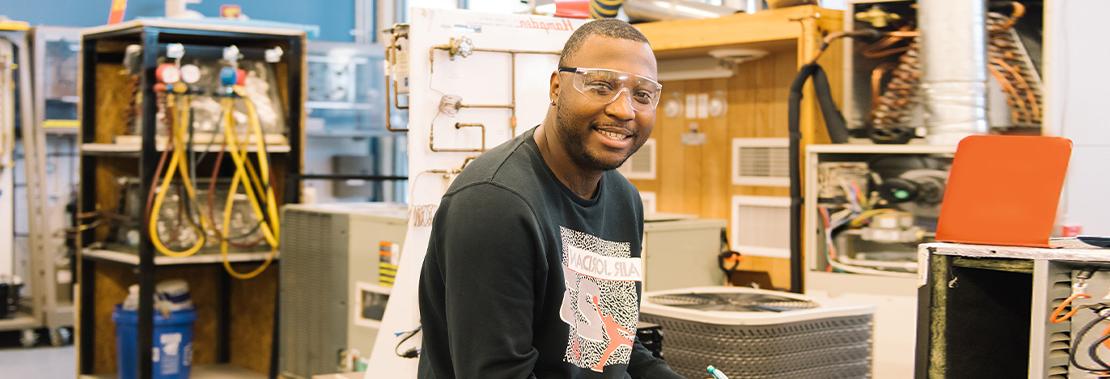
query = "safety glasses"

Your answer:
(558, 66), (662, 111)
